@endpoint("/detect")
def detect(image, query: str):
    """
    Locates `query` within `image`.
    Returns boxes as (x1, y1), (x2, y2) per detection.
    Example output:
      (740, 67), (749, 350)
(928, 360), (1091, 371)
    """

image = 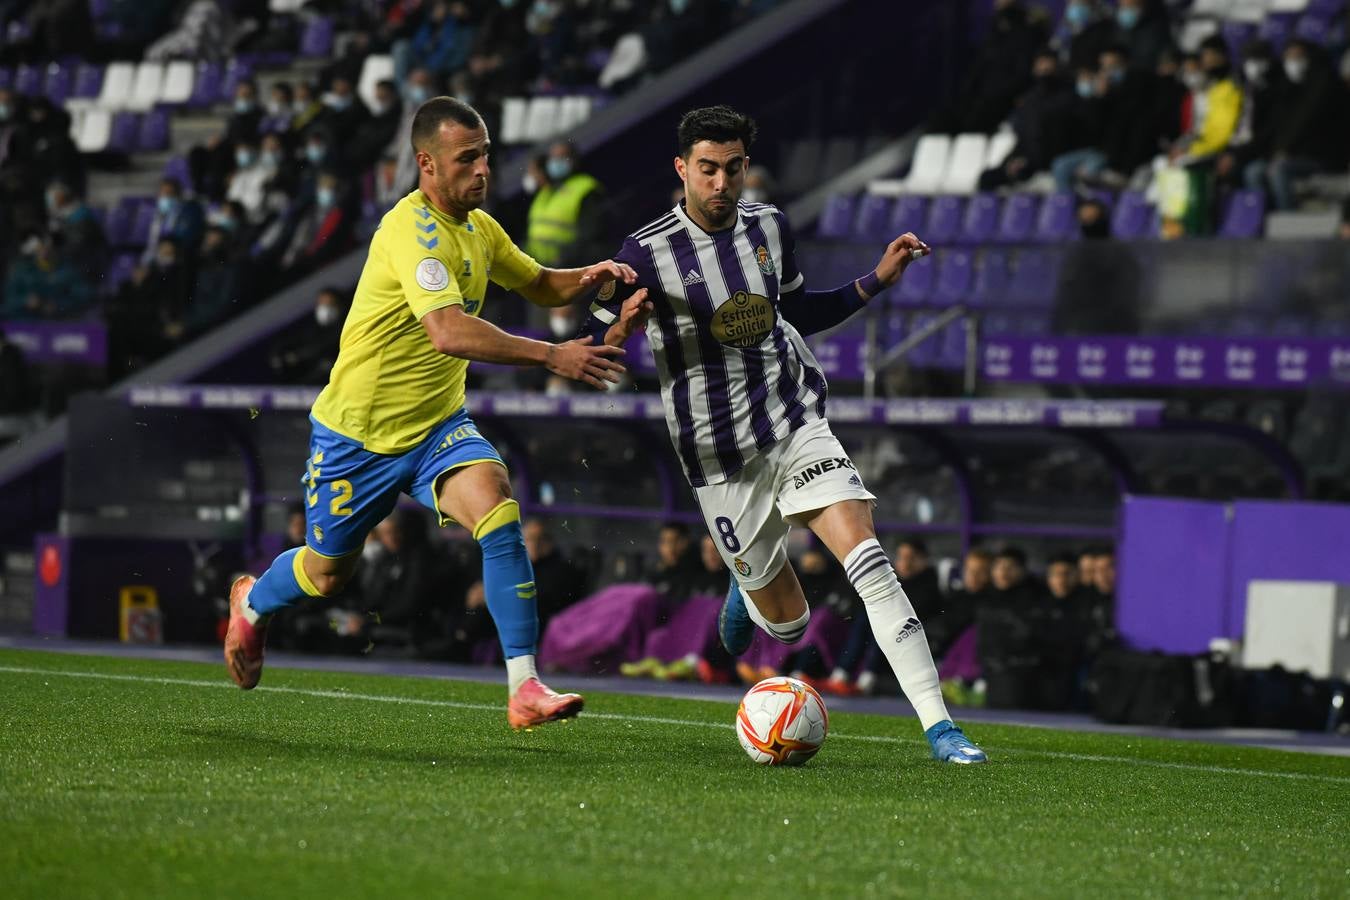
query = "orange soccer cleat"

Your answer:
(223, 575), (267, 689)
(507, 677), (585, 730)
